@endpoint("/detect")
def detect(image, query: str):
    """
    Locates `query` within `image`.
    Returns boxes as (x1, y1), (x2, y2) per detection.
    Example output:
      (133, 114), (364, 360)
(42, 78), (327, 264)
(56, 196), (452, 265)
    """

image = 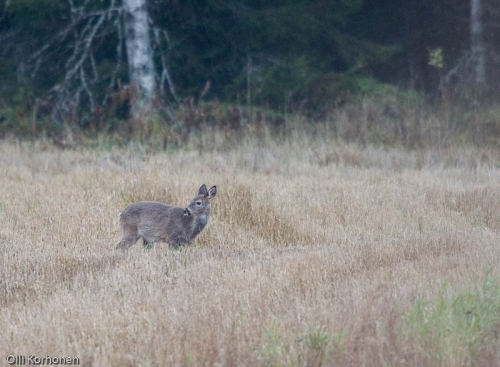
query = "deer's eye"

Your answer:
(196, 201), (202, 206)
